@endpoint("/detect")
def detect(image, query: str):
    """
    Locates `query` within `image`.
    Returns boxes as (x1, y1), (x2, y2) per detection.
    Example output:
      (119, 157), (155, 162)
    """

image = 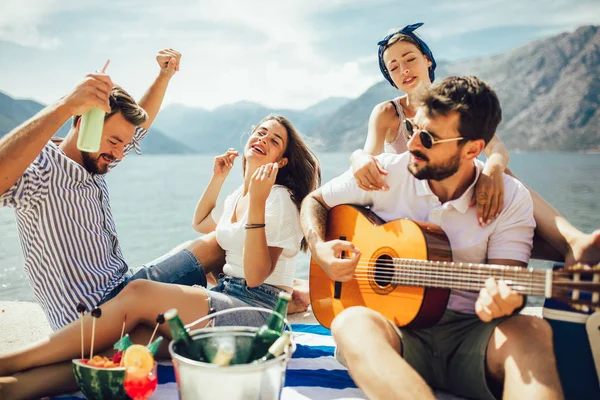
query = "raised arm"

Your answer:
(243, 164), (283, 287)
(0, 74), (112, 196)
(138, 49), (181, 131)
(473, 135), (511, 227)
(349, 102), (399, 192)
(192, 148), (239, 233)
